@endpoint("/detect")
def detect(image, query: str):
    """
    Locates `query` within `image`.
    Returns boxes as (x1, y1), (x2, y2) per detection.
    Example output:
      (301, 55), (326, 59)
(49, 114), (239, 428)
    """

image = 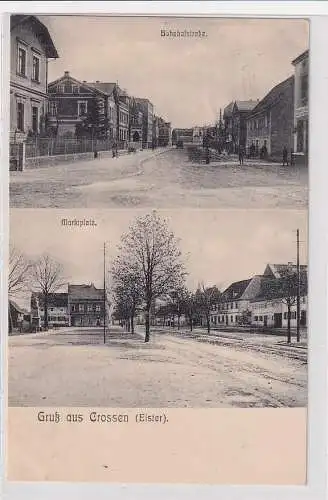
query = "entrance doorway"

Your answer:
(274, 313), (282, 328)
